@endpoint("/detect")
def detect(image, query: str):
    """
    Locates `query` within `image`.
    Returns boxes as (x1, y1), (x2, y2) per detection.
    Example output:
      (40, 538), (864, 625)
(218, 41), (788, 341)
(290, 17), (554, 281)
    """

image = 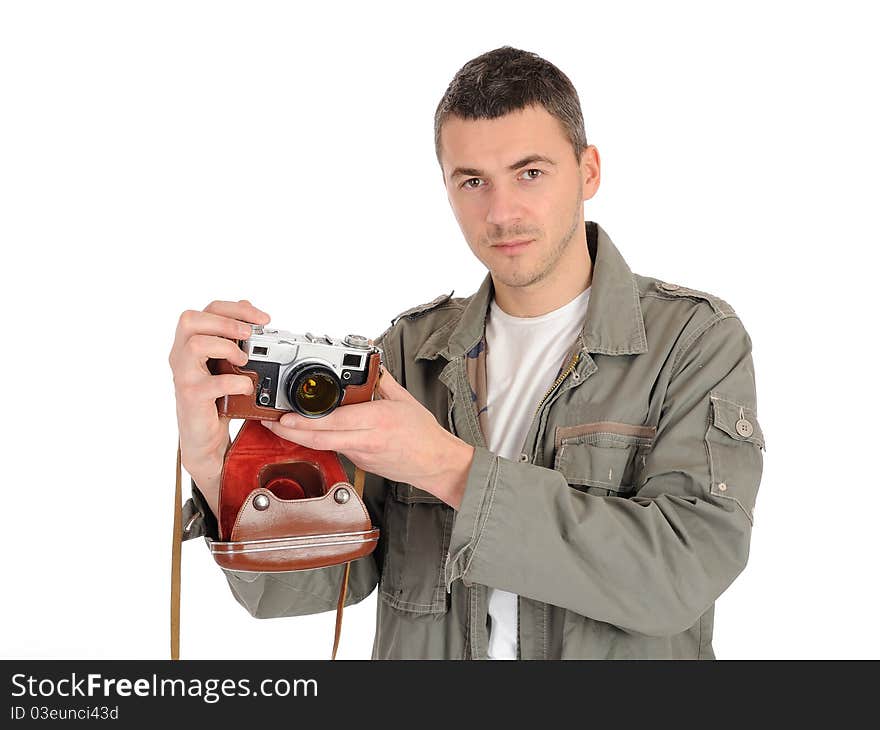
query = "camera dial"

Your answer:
(343, 334), (372, 349)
